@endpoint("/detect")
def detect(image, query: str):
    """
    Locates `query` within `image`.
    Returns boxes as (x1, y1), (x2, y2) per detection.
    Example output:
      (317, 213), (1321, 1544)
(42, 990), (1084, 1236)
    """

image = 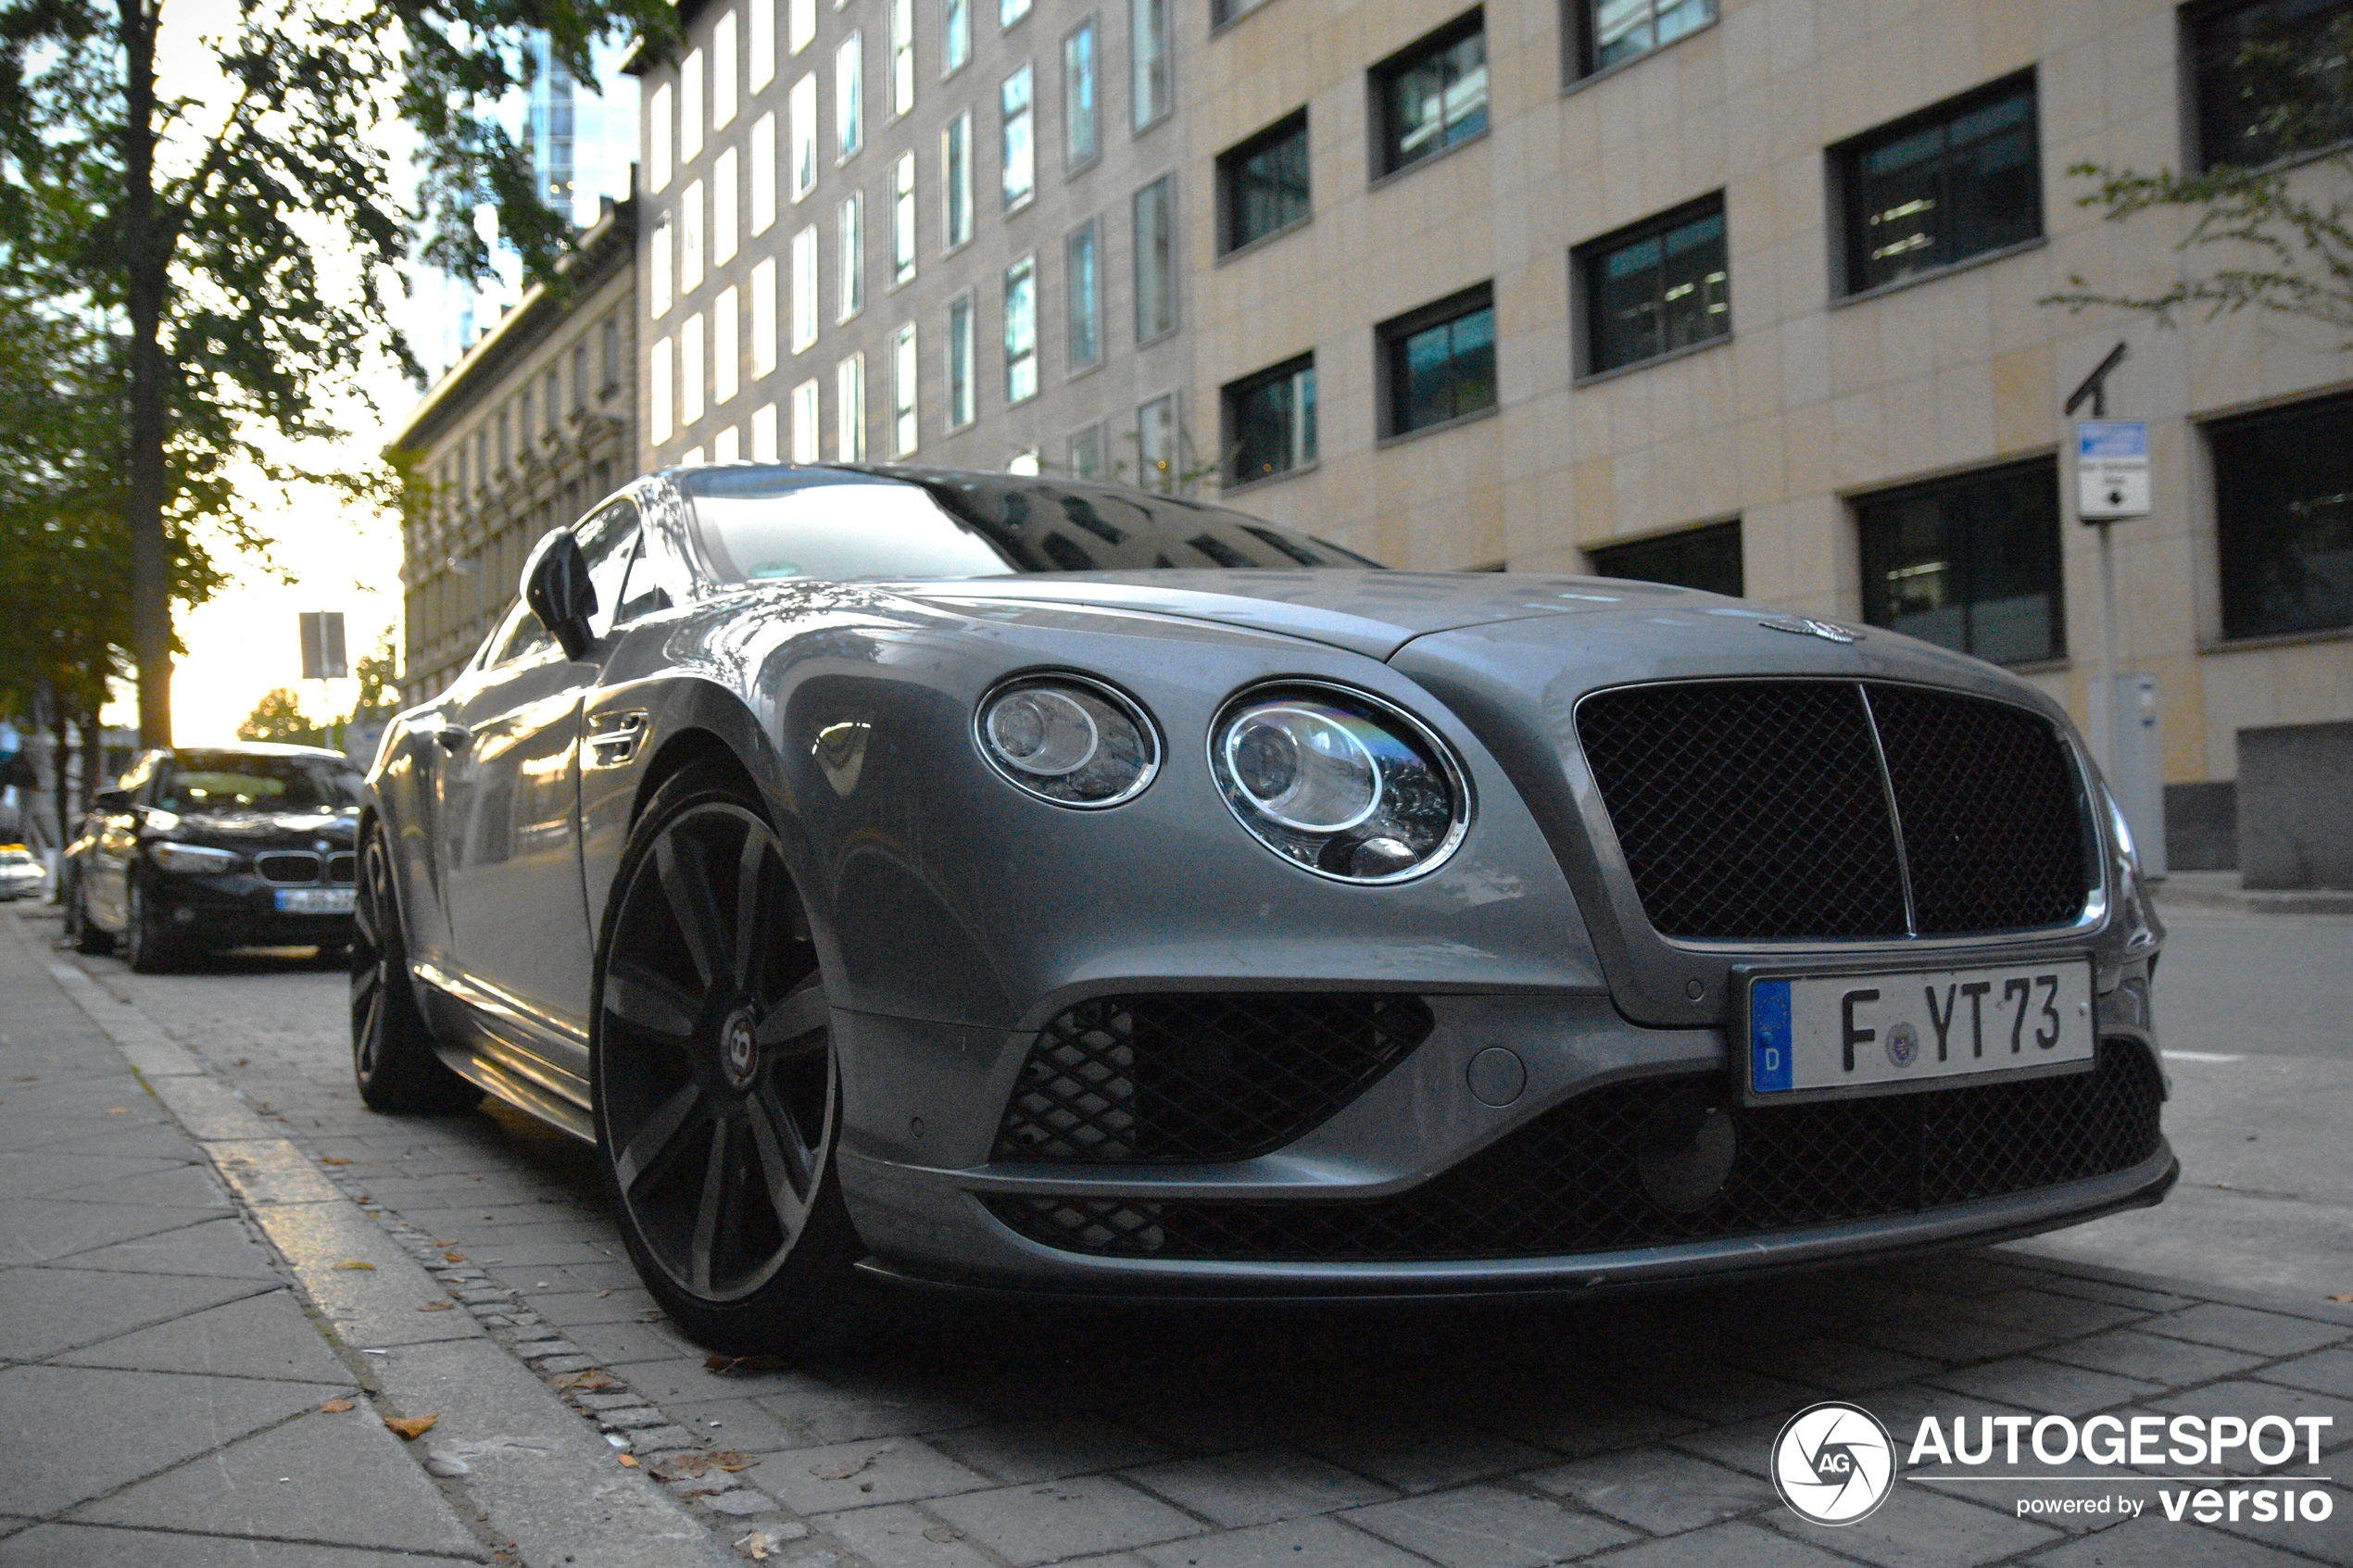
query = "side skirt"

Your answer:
(434, 1045), (598, 1144)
